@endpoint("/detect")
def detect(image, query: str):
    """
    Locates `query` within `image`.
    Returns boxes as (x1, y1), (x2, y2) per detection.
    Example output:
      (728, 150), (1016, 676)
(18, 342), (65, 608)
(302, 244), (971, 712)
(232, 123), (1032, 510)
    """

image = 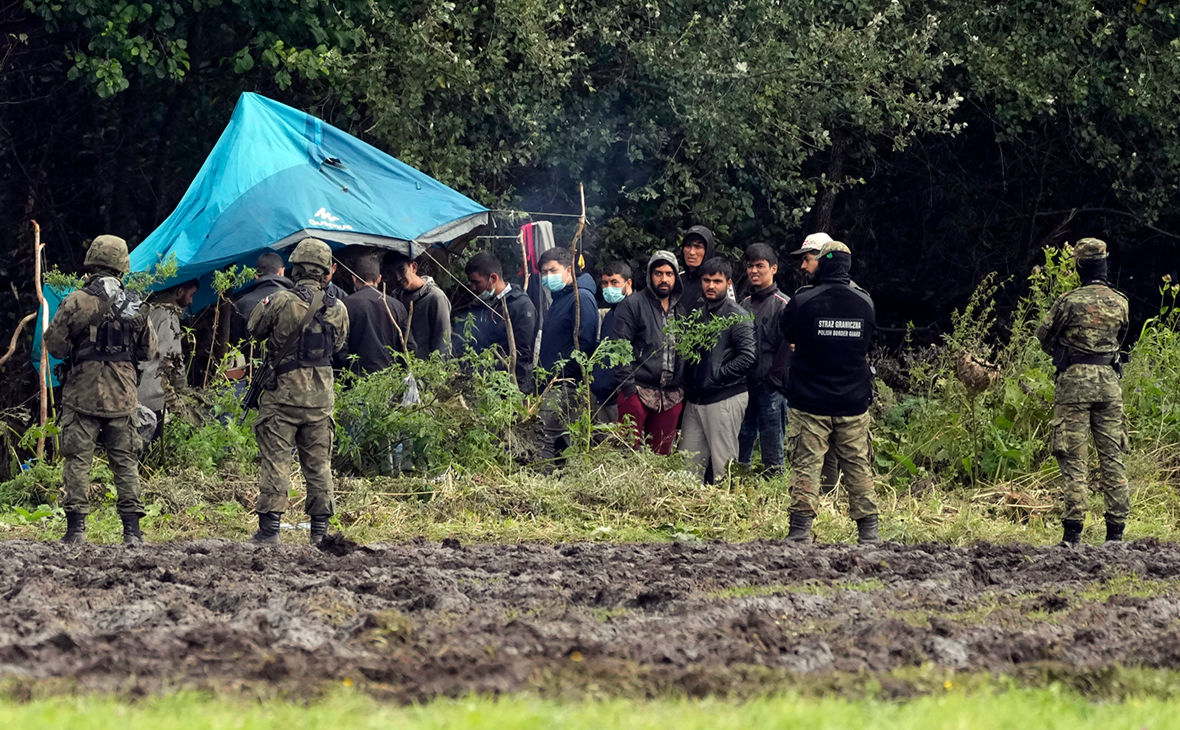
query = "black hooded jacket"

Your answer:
(679, 225), (716, 309)
(611, 251), (686, 395)
(684, 295), (756, 405)
(780, 252), (875, 416)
